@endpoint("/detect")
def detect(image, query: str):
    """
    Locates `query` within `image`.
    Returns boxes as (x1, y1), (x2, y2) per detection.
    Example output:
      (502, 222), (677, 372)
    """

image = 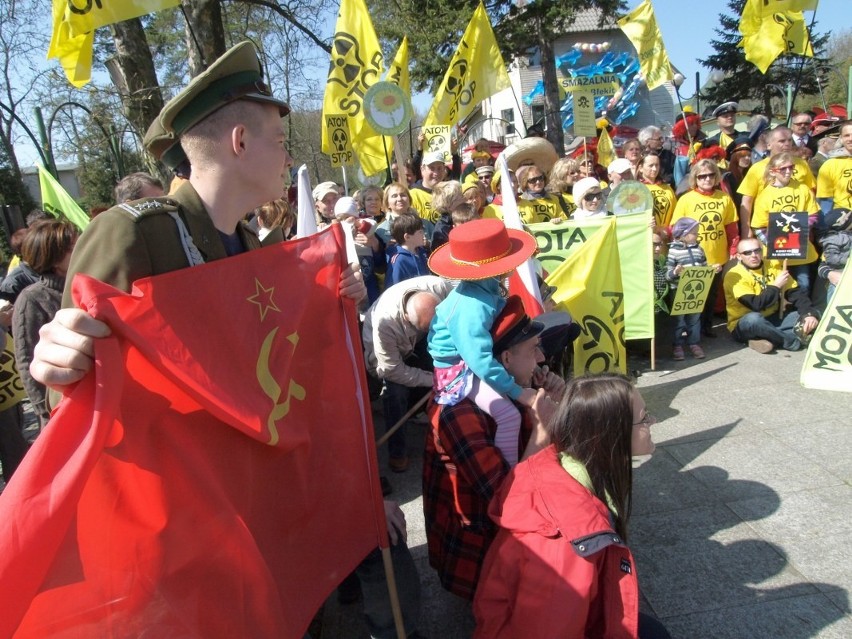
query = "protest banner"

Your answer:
(423, 125), (452, 163)
(670, 266), (716, 316)
(530, 213), (654, 339)
(0, 226), (387, 639)
(572, 88), (598, 137)
(561, 73), (620, 96)
(325, 114), (355, 168)
(766, 211), (808, 259)
(801, 263), (852, 393)
(546, 219), (626, 377)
